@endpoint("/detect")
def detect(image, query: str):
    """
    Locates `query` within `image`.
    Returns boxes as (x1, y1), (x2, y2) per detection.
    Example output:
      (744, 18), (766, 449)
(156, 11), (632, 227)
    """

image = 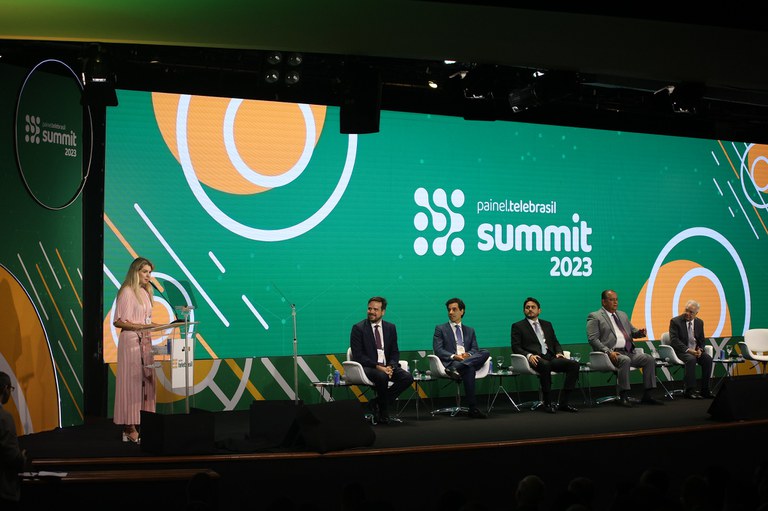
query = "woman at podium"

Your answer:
(112, 257), (160, 443)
